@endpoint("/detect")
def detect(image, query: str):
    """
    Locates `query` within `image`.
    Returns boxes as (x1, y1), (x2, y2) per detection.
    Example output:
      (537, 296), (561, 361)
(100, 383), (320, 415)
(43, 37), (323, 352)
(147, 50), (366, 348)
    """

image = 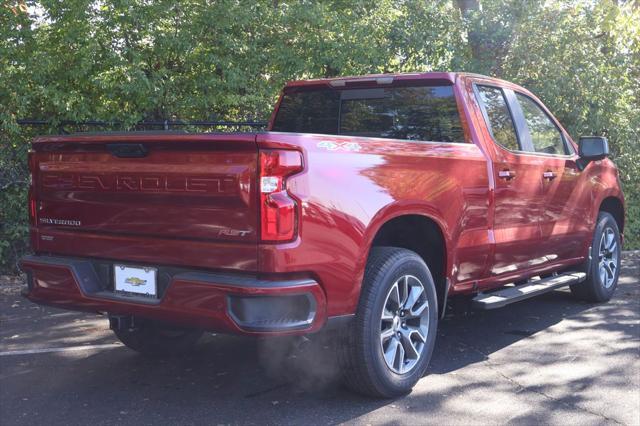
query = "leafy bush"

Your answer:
(1, 0), (638, 273)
